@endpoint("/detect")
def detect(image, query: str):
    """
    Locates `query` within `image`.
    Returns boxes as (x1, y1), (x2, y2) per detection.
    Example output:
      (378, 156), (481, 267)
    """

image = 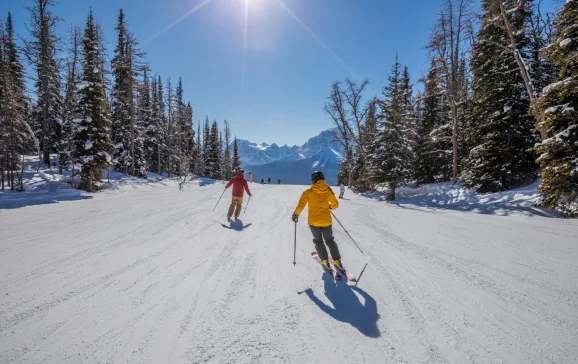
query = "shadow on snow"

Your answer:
(301, 276), (380, 338)
(0, 190), (92, 210)
(218, 219), (252, 231)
